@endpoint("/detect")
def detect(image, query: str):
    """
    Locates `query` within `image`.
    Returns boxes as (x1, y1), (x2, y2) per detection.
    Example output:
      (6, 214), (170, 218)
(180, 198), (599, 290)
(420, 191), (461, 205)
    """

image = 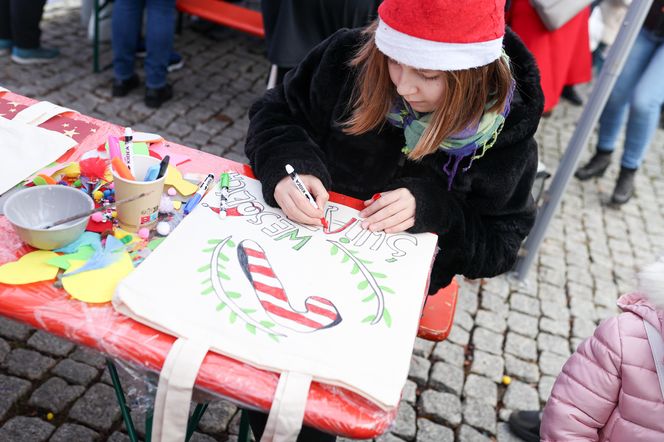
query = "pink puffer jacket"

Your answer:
(541, 292), (664, 441)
